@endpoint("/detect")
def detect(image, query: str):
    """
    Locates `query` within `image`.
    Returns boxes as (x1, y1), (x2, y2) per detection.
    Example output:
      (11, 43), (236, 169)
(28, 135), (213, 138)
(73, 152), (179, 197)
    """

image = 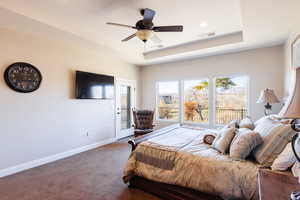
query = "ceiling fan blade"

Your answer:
(142, 8), (156, 26)
(150, 33), (162, 44)
(153, 25), (183, 32)
(106, 22), (136, 29)
(121, 33), (137, 42)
